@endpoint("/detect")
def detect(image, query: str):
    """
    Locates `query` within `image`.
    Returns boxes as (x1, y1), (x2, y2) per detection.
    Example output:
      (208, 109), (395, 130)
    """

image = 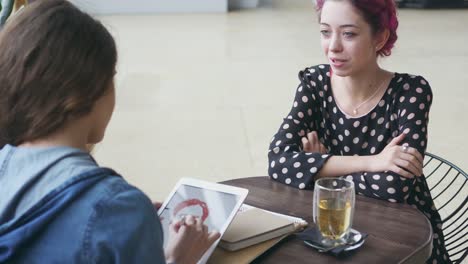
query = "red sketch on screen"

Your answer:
(173, 199), (209, 222)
